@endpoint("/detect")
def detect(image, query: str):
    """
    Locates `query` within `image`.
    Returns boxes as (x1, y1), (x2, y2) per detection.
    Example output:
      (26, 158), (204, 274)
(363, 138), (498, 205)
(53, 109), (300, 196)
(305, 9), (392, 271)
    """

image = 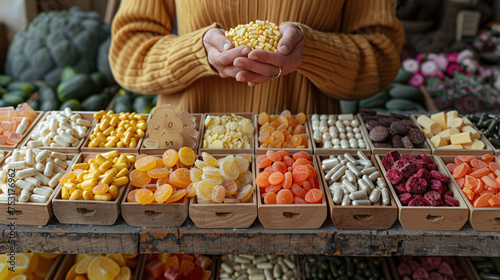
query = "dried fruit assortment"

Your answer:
(257, 151), (323, 204)
(59, 150), (135, 201)
(202, 114), (254, 149)
(144, 253), (212, 280)
(219, 254), (298, 280)
(88, 110), (148, 148)
(0, 149), (72, 203)
(0, 253), (59, 279)
(448, 154), (500, 207)
(359, 109), (427, 149)
(417, 111), (485, 150)
(311, 114), (367, 149)
(395, 256), (468, 280)
(0, 103), (38, 146)
(323, 151), (390, 206)
(27, 108), (91, 148)
(64, 253), (139, 280)
(193, 152), (254, 203)
(257, 110), (309, 149)
(126, 147), (196, 205)
(303, 256), (386, 280)
(382, 151), (459, 207)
